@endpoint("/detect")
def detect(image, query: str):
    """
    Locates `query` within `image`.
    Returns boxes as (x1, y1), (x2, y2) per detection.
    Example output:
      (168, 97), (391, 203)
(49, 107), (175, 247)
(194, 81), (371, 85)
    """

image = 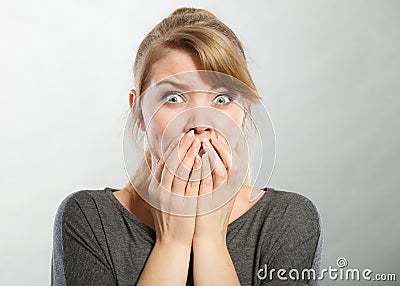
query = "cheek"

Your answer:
(143, 105), (180, 157)
(145, 112), (167, 153)
(222, 108), (245, 145)
(230, 109), (244, 126)
(142, 98), (170, 136)
(224, 107), (244, 132)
